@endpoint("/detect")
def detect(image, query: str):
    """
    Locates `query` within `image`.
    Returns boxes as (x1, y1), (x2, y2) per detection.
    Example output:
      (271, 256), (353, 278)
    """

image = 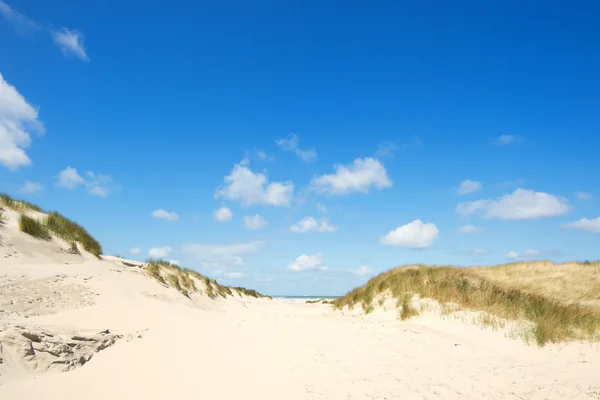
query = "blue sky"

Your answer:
(1, 1), (599, 296)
